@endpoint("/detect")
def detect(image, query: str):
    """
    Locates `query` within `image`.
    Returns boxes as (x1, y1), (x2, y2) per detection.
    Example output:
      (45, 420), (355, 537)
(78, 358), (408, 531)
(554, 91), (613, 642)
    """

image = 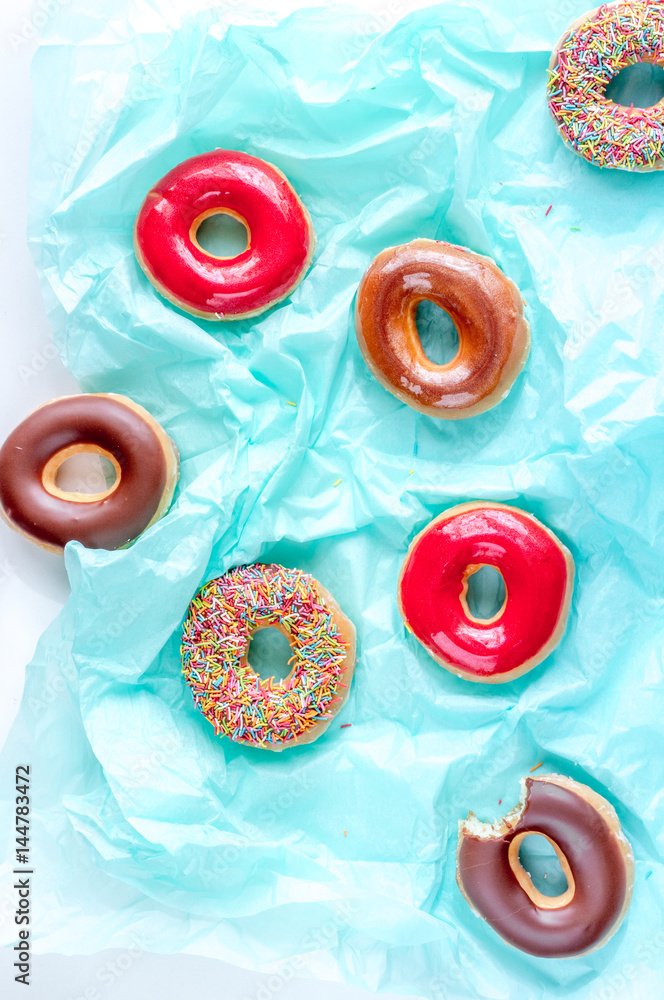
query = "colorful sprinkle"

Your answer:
(286, 400), (297, 407)
(340, 723), (352, 728)
(547, 1), (664, 170)
(530, 762), (544, 772)
(181, 564), (349, 747)
(333, 478), (342, 487)
(545, 204), (553, 216)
